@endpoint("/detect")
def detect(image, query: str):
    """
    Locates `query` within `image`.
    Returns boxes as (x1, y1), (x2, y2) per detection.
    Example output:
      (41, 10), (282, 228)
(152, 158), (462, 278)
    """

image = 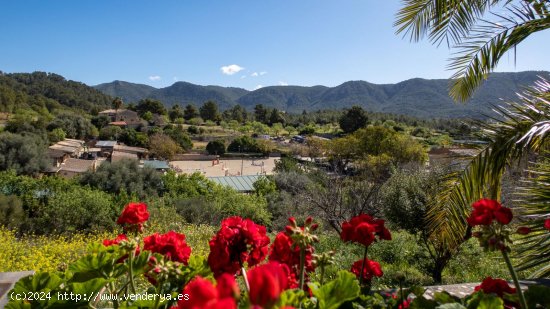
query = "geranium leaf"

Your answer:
(309, 271), (360, 309)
